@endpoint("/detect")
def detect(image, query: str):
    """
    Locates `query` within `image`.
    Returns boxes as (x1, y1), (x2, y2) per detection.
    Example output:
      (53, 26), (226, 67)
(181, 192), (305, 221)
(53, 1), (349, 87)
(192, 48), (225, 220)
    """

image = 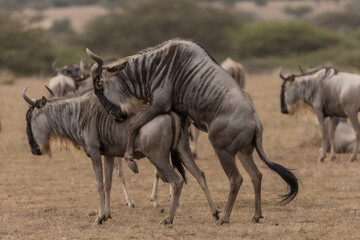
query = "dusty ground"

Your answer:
(0, 73), (360, 239)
